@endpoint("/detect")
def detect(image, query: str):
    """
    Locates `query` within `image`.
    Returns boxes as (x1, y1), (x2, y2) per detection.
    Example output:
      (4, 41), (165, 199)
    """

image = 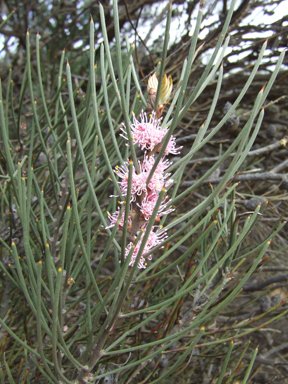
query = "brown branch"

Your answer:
(271, 159), (288, 173)
(124, 1), (155, 70)
(180, 172), (287, 188)
(259, 267), (288, 272)
(242, 274), (288, 292)
(184, 136), (288, 165)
